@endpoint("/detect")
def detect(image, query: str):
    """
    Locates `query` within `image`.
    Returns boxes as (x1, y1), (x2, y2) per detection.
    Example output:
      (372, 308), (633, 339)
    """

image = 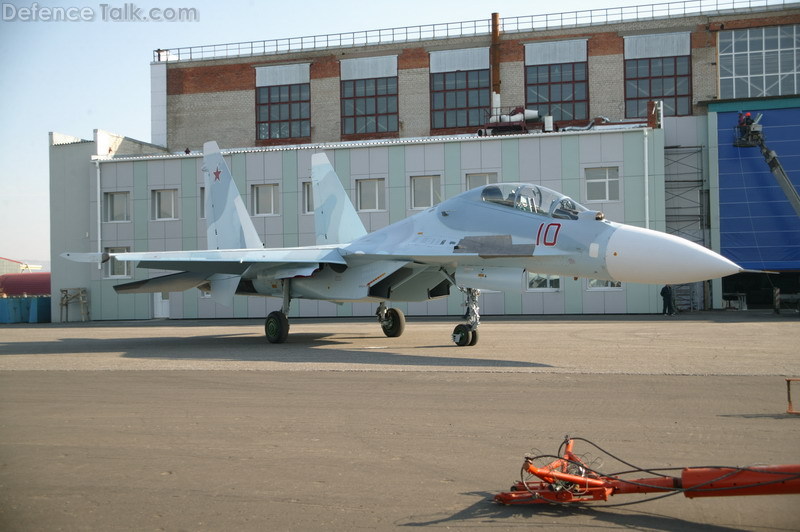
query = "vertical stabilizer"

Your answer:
(202, 141), (263, 250)
(311, 153), (367, 245)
